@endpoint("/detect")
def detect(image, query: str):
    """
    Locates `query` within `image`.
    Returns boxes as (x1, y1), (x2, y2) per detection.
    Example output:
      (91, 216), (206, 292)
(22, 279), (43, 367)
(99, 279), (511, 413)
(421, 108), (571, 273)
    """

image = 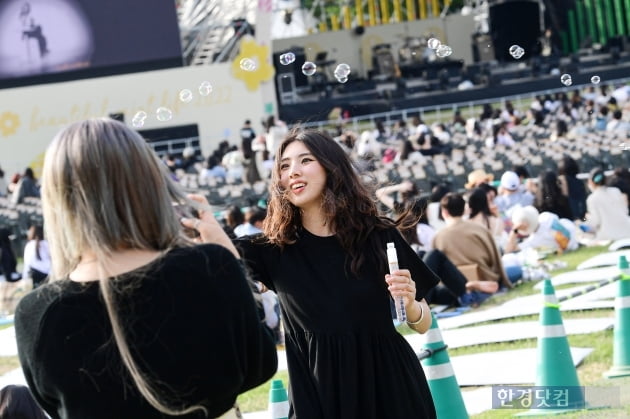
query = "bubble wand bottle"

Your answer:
(387, 242), (407, 323)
